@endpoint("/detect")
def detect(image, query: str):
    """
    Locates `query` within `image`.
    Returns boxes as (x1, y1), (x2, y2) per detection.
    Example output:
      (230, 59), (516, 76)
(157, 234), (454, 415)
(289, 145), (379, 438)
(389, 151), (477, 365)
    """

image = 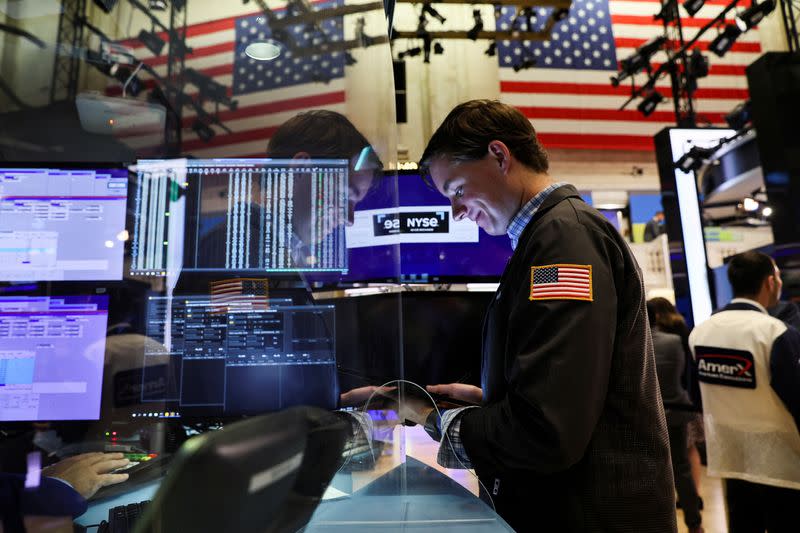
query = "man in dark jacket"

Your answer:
(400, 100), (676, 532)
